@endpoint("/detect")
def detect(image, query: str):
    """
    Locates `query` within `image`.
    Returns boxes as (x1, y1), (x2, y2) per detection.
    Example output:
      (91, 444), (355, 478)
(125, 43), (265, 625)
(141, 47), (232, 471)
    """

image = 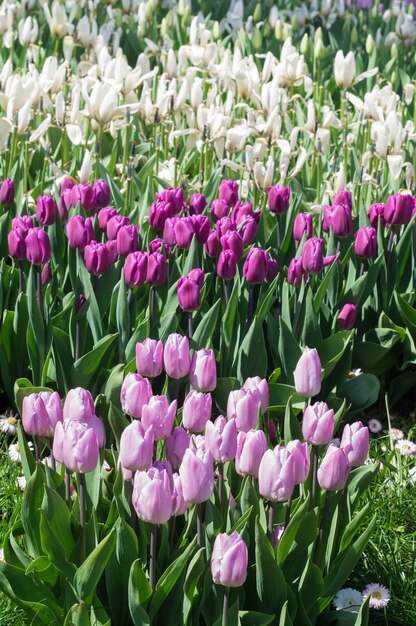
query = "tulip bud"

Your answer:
(340, 421), (369, 467)
(235, 429), (267, 477)
(174, 217), (194, 249)
(239, 216), (258, 246)
(66, 215), (94, 250)
(317, 445), (350, 491)
(166, 427), (190, 468)
(171, 473), (188, 516)
(205, 229), (220, 257)
(54, 420), (101, 473)
(227, 389), (259, 432)
(293, 347), (322, 398)
(119, 420), (154, 471)
(258, 446), (295, 501)
(323, 204), (352, 238)
(287, 257), (305, 286)
(177, 274), (202, 312)
(189, 349), (216, 392)
(179, 448), (214, 504)
(211, 198), (230, 222)
(367, 203), (385, 227)
(141, 395), (177, 440)
(124, 251), (148, 287)
(183, 390), (212, 433)
(211, 532), (248, 588)
(337, 303), (356, 330)
(71, 183), (95, 212)
(302, 401), (334, 445)
(189, 193), (207, 215)
(243, 247), (269, 284)
(25, 228), (51, 265)
(120, 373), (153, 419)
(107, 215), (131, 241)
(293, 213), (313, 242)
(84, 240), (117, 275)
(146, 252), (167, 286)
(93, 179), (110, 210)
(384, 193), (414, 226)
(132, 466), (172, 524)
(22, 391), (63, 437)
(218, 179), (238, 207)
(220, 231), (244, 260)
(75, 294), (89, 319)
(217, 249), (237, 280)
(354, 226), (377, 258)
(41, 261), (52, 287)
(191, 215), (210, 245)
(286, 440), (310, 484)
(205, 416), (237, 463)
(98, 207), (118, 232)
(267, 185), (290, 214)
(117, 224), (139, 256)
(301, 237), (324, 274)
(36, 195), (56, 226)
(366, 33), (375, 54)
(8, 227), (27, 260)
(136, 339), (163, 378)
(334, 50), (355, 89)
(0, 178), (14, 205)
(163, 333), (190, 379)
(266, 257), (278, 283)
